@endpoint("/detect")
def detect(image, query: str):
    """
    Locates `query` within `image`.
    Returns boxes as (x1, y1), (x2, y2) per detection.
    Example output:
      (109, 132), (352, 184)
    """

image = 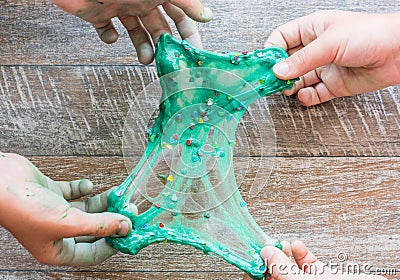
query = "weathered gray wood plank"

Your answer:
(0, 156), (398, 278)
(1, 0), (398, 65)
(0, 270), (244, 280)
(0, 65), (400, 157)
